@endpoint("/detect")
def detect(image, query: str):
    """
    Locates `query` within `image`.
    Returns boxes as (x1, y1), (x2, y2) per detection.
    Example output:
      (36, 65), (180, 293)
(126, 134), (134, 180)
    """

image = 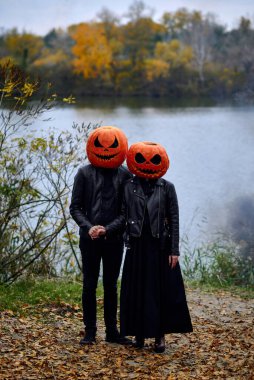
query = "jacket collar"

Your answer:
(130, 176), (163, 198)
(130, 176), (164, 186)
